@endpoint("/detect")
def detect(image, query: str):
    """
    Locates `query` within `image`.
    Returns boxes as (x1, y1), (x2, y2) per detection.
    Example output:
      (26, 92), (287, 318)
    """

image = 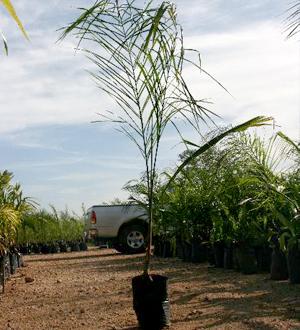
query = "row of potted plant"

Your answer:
(19, 240), (88, 254)
(16, 207), (86, 251)
(149, 132), (299, 283)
